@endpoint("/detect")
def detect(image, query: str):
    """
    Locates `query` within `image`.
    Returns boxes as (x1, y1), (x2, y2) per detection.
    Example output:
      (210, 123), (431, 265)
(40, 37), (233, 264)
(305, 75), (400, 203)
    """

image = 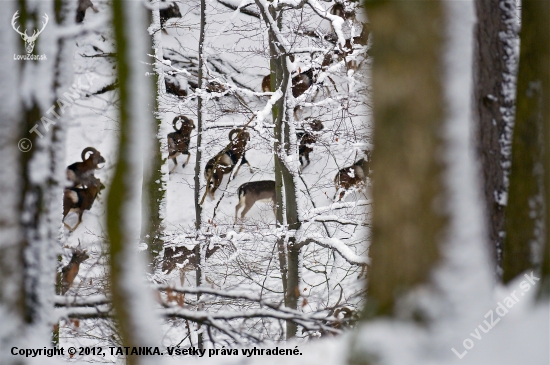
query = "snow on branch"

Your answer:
(302, 199), (370, 220)
(297, 238), (369, 266)
(217, 0), (260, 18)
